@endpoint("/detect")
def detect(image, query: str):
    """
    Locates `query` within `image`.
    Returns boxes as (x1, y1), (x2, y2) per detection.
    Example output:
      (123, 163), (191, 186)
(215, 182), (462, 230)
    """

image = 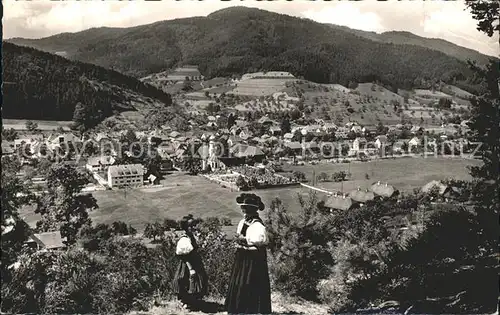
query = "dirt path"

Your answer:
(129, 293), (329, 315)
